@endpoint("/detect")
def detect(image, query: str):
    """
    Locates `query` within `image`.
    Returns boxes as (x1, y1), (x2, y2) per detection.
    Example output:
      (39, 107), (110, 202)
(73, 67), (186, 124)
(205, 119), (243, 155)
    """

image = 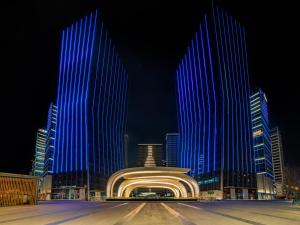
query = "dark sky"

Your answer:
(1, 0), (299, 173)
